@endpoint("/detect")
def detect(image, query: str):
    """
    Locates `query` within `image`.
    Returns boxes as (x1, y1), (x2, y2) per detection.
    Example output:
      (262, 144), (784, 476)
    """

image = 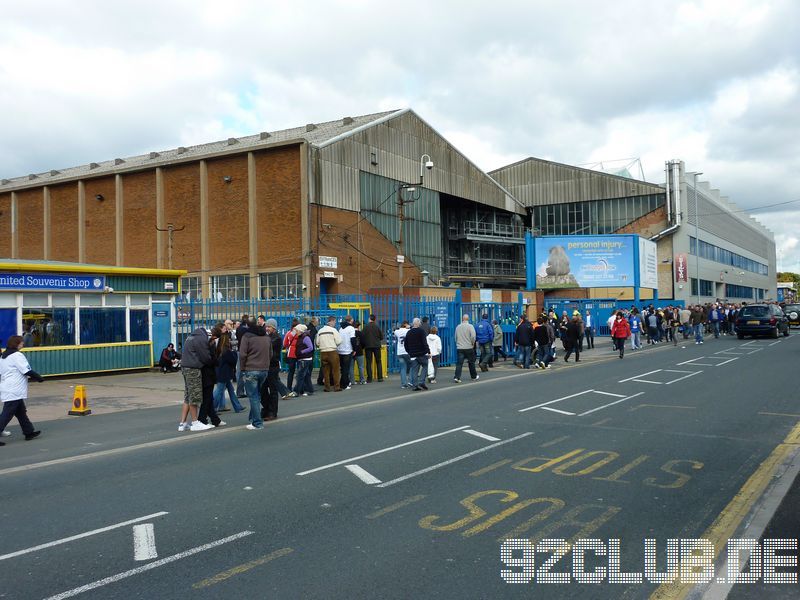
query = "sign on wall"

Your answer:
(533, 236), (635, 289)
(0, 273), (106, 292)
(318, 256), (338, 269)
(638, 238), (658, 289)
(674, 253), (688, 282)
